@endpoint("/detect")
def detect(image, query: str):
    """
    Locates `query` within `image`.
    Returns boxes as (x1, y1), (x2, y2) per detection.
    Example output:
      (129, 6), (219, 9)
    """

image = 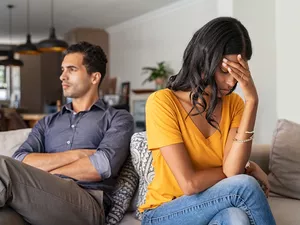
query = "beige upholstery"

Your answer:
(268, 193), (300, 225)
(0, 129), (299, 225)
(250, 144), (270, 174)
(268, 119), (300, 199)
(120, 143), (300, 225)
(0, 129), (31, 157)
